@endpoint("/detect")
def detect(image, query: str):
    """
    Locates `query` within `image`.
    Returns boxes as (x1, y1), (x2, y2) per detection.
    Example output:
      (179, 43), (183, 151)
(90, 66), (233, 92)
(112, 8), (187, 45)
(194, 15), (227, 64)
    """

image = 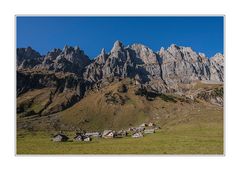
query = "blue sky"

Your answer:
(17, 16), (223, 58)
